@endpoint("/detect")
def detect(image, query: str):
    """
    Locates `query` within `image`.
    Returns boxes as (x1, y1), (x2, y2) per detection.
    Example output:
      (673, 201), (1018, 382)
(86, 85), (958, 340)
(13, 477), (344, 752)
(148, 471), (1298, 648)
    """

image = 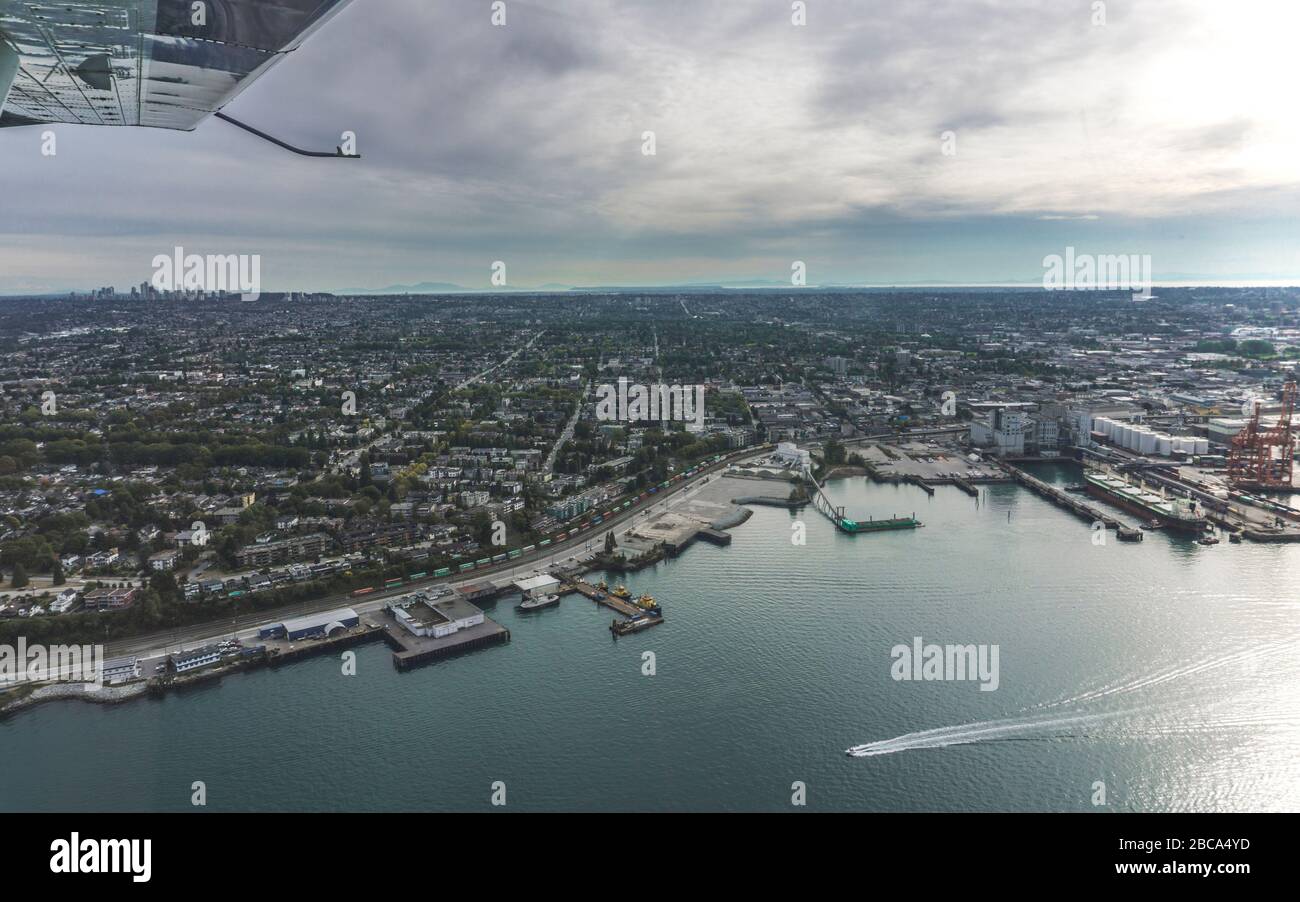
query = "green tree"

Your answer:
(10, 563), (28, 589)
